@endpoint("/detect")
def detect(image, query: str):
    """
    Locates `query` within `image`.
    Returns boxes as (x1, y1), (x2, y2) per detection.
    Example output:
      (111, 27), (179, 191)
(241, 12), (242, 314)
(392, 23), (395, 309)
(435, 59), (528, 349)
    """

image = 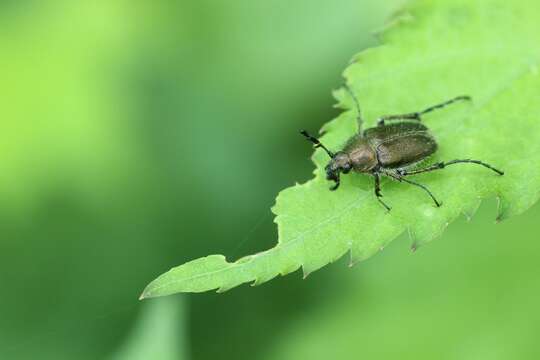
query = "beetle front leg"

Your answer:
(330, 176), (340, 191)
(373, 173), (391, 211)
